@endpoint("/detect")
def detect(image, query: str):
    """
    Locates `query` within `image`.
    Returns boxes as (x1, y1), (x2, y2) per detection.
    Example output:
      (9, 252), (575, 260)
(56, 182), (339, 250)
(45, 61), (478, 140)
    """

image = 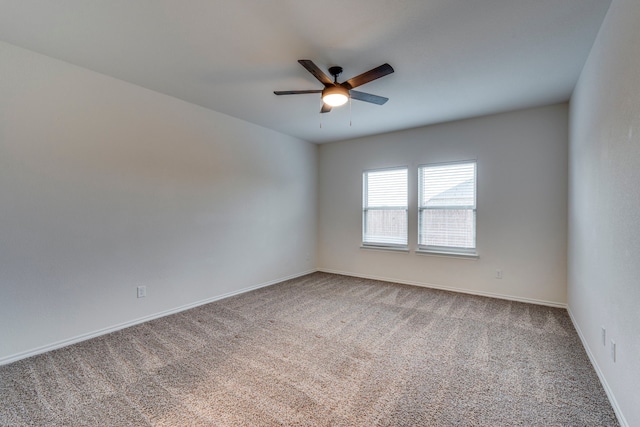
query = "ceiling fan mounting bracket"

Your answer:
(328, 66), (343, 81)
